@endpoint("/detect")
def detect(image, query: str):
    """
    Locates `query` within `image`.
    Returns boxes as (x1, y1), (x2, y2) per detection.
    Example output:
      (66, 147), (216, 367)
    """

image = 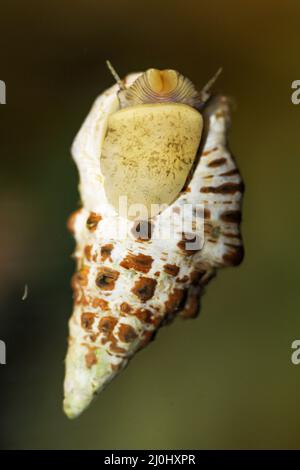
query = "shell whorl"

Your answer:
(118, 68), (202, 109)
